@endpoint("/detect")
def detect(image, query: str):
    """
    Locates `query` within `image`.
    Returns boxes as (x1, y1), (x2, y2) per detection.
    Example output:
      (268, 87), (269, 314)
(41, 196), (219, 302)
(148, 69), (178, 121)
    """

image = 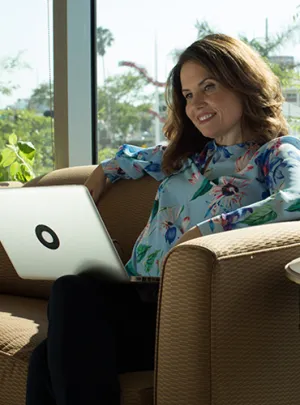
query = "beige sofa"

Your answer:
(1, 166), (300, 405)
